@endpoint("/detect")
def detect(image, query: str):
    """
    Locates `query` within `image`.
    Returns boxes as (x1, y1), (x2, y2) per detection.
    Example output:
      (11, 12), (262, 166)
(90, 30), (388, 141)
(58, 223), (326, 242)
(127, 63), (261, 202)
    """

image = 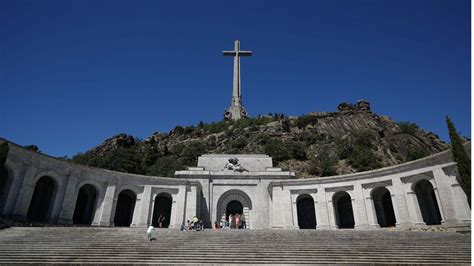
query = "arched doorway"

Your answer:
(27, 176), (57, 222)
(296, 195), (316, 229)
(72, 184), (98, 225)
(217, 190), (252, 229)
(333, 191), (354, 229)
(152, 193), (172, 228)
(372, 187), (396, 227)
(414, 180), (442, 225)
(113, 189), (136, 227)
